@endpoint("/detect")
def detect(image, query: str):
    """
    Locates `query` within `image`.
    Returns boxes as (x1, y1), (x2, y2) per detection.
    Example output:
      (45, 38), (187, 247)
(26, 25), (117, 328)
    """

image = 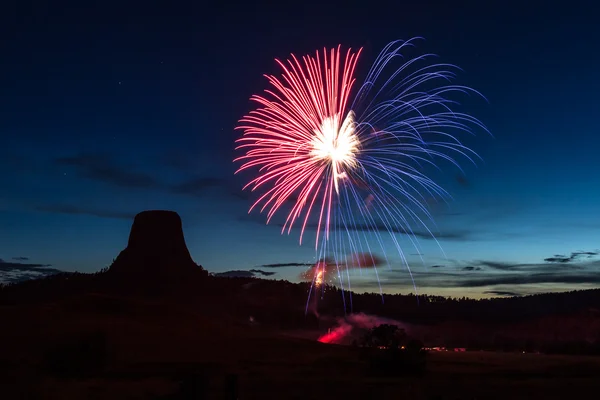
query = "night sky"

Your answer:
(1, 0), (599, 298)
